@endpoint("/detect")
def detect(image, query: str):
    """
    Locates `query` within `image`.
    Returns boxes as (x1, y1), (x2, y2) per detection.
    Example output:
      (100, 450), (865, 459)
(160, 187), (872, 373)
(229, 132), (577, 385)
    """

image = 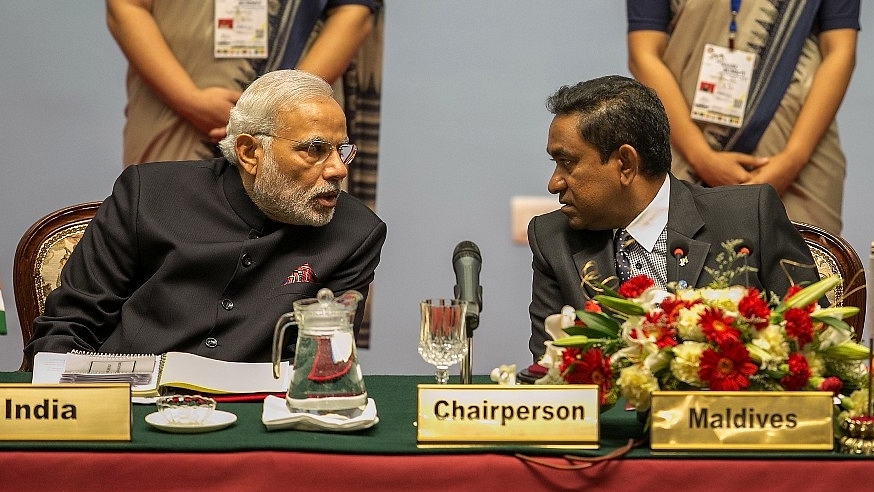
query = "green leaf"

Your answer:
(562, 326), (614, 341)
(579, 310), (620, 337)
(563, 325), (613, 342)
(814, 315), (853, 333)
(563, 310), (620, 339)
(598, 284), (621, 297)
(594, 294), (645, 316)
